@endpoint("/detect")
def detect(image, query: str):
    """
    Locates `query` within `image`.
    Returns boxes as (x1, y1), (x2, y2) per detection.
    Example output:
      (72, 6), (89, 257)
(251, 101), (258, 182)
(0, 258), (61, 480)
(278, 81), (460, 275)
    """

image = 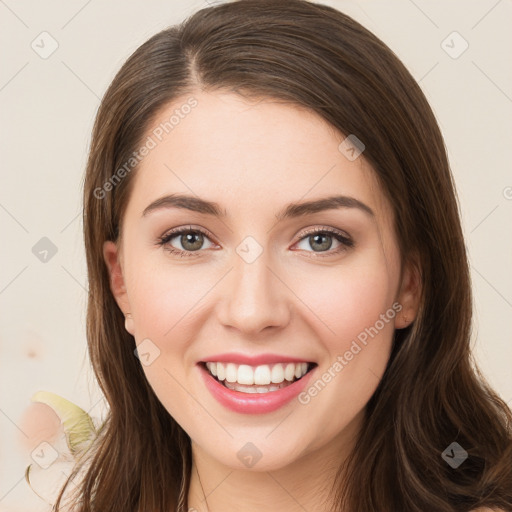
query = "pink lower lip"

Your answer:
(199, 364), (315, 414)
